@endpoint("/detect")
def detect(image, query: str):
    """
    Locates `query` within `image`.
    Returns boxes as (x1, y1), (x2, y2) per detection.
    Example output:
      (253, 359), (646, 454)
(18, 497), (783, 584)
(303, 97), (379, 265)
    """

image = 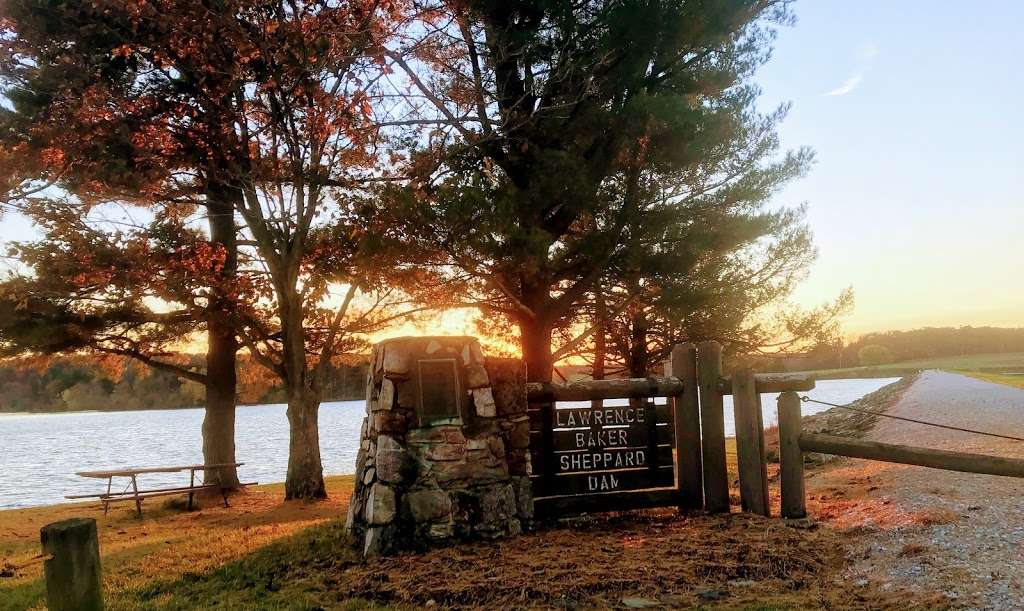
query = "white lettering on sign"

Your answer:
(573, 428), (629, 449)
(588, 473), (620, 491)
(559, 449), (646, 473)
(555, 407), (645, 428)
